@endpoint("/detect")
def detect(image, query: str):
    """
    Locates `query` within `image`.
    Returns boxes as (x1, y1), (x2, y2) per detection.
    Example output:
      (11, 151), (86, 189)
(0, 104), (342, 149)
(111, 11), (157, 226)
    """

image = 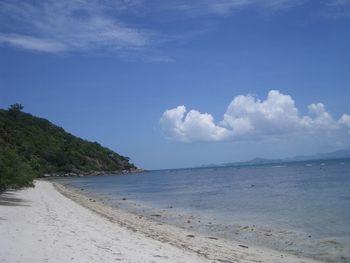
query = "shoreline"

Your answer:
(52, 180), (324, 263)
(0, 180), (207, 263)
(0, 180), (331, 262)
(42, 168), (144, 178)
